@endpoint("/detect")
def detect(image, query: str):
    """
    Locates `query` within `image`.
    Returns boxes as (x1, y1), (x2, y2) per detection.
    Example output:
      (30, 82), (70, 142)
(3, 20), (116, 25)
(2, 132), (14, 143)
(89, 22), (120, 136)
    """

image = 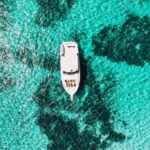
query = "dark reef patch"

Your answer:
(41, 53), (60, 71)
(35, 0), (75, 27)
(15, 47), (59, 71)
(15, 48), (35, 68)
(93, 15), (150, 66)
(33, 53), (126, 149)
